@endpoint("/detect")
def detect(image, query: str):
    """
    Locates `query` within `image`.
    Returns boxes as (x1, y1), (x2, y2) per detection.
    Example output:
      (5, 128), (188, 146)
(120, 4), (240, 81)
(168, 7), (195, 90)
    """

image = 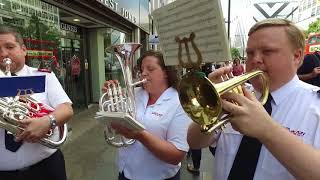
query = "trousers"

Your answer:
(0, 149), (67, 180)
